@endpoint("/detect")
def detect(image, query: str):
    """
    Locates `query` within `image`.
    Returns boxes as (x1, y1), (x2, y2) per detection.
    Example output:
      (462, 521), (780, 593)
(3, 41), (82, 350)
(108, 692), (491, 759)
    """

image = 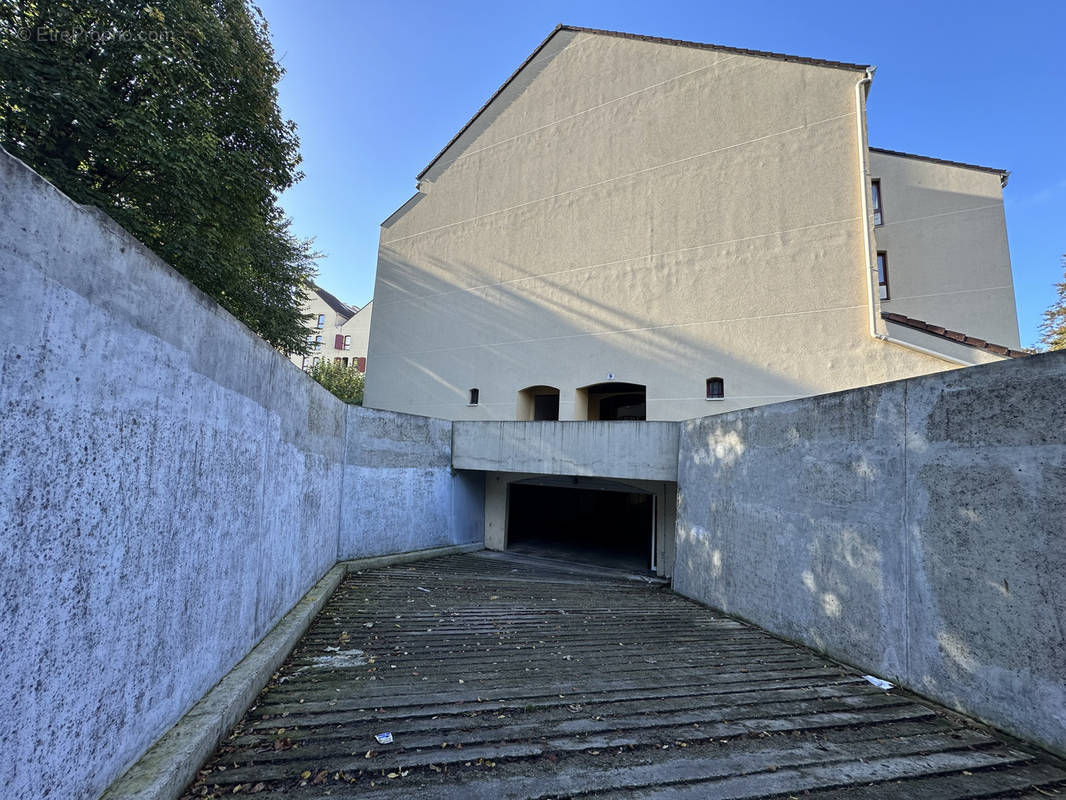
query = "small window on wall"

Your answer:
(871, 180), (883, 226)
(343, 335), (351, 351)
(876, 251), (890, 301)
(301, 357), (308, 370)
(469, 388), (479, 406)
(316, 314), (325, 329)
(314, 335), (323, 351)
(313, 357), (320, 367)
(706, 377), (725, 400)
